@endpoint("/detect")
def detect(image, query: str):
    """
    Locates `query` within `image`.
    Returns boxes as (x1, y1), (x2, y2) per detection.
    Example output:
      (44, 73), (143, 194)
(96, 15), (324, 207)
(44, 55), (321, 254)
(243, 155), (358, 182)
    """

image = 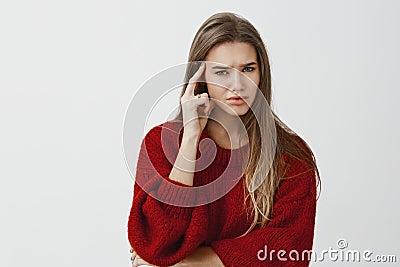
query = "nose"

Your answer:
(230, 69), (244, 93)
